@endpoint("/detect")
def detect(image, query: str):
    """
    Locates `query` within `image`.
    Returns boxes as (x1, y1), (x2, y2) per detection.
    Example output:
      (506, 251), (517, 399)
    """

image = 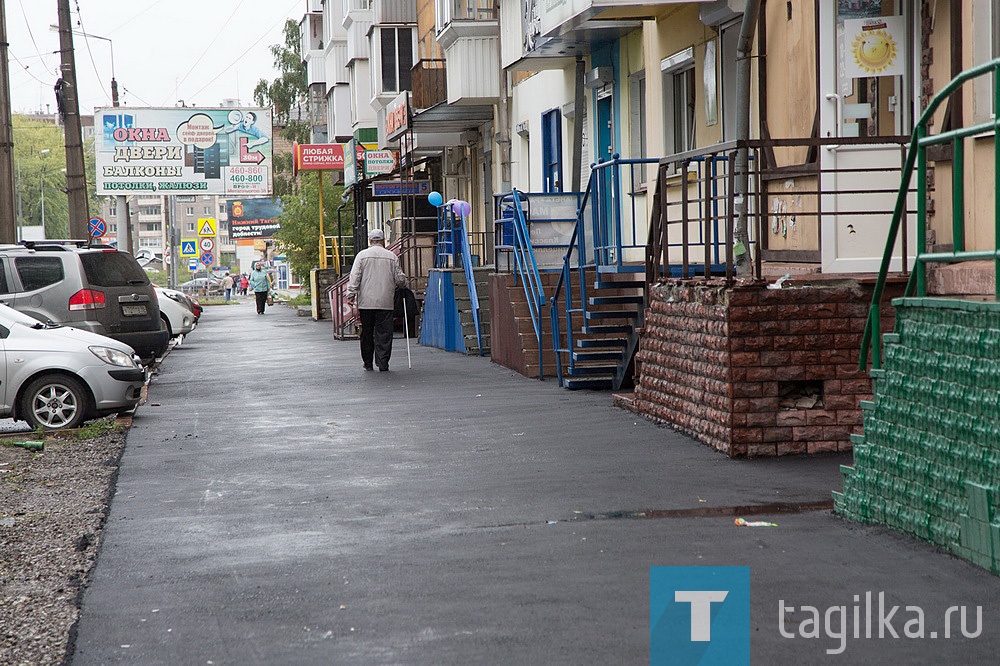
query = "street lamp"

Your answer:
(17, 150), (51, 242)
(51, 26), (118, 105)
